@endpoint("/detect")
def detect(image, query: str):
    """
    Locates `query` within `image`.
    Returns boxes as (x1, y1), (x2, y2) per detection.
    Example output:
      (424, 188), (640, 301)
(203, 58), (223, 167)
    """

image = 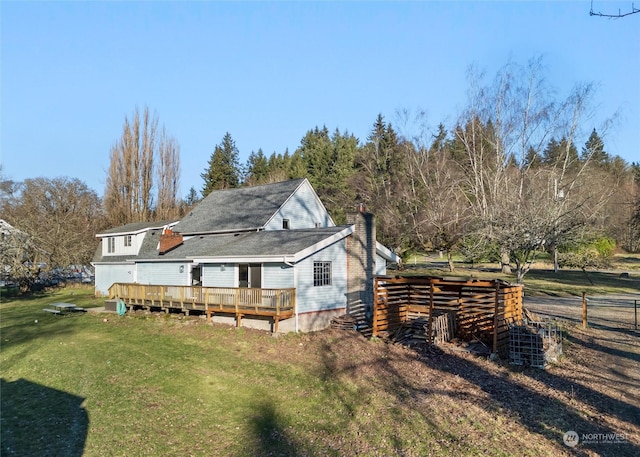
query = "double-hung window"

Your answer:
(124, 235), (132, 247)
(313, 261), (332, 287)
(107, 237), (116, 253)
